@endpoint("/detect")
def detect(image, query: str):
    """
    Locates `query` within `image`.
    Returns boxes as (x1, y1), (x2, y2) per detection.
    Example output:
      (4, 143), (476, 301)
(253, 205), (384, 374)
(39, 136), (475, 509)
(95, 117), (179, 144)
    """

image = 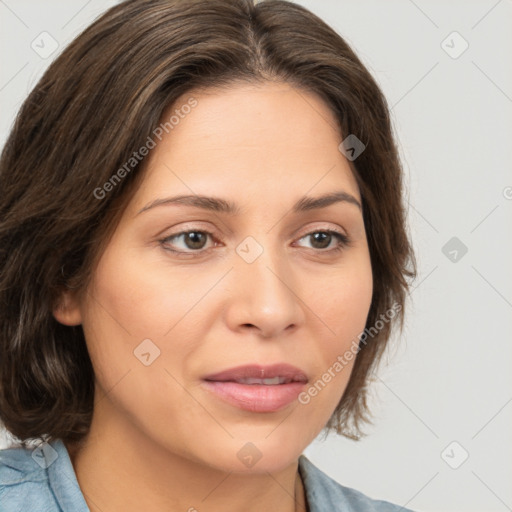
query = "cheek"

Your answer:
(80, 242), (216, 396)
(304, 256), (372, 405)
(86, 242), (212, 342)
(318, 258), (373, 342)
